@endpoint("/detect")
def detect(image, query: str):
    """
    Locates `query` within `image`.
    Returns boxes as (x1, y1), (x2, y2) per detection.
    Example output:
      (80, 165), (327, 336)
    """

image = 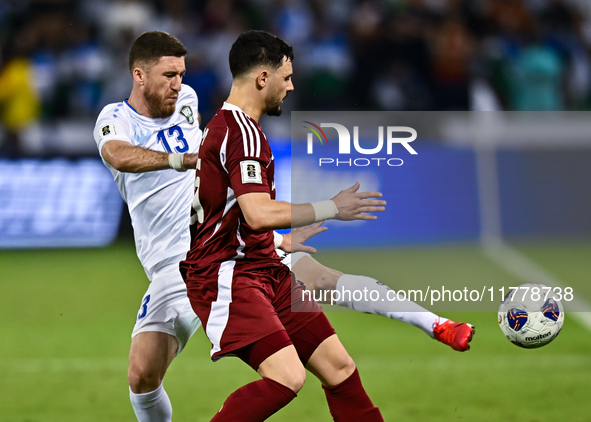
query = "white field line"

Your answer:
(0, 358), (128, 373)
(0, 356), (213, 373)
(482, 241), (591, 332)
